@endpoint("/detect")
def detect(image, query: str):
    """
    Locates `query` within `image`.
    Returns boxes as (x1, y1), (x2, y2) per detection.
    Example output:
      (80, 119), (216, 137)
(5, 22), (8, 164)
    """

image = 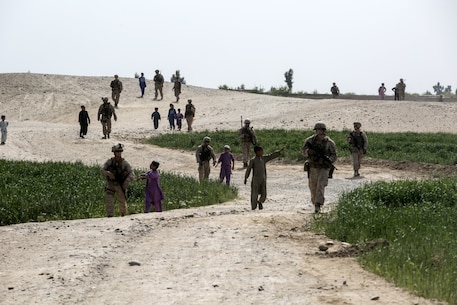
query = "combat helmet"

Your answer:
(244, 118), (251, 124)
(203, 136), (211, 142)
(313, 122), (327, 130)
(102, 97), (109, 103)
(112, 143), (124, 152)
